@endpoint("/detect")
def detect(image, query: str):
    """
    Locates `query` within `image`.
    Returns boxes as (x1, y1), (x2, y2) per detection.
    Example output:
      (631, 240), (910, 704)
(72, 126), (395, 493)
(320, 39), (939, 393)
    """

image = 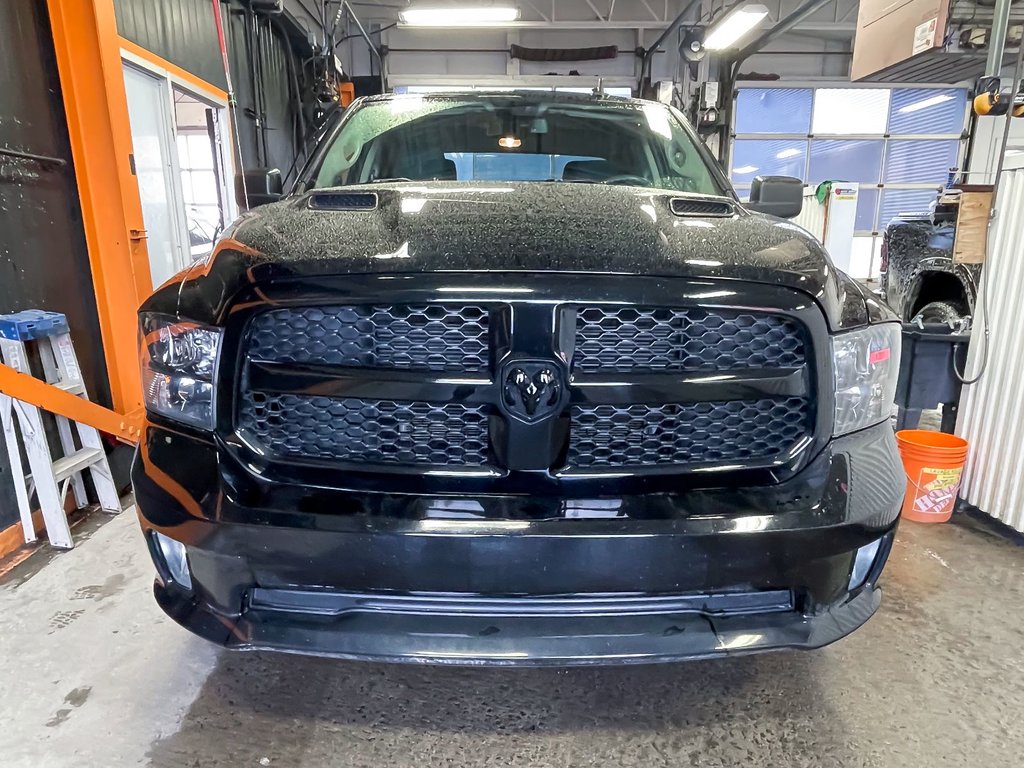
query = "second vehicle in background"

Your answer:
(880, 193), (980, 327)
